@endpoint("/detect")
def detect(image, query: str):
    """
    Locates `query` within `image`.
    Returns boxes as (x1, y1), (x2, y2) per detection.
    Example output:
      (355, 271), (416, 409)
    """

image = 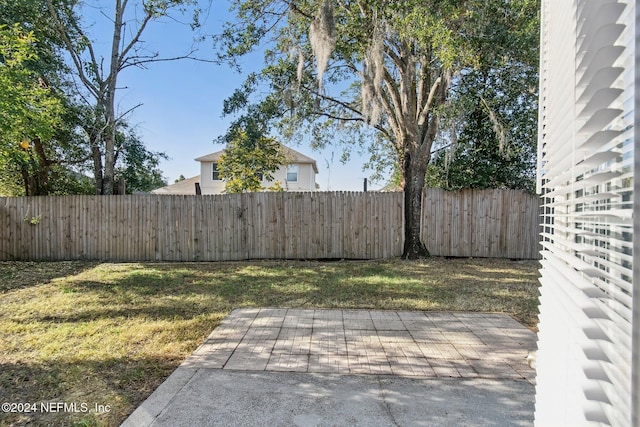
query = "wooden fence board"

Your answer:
(0, 189), (540, 261)
(421, 188), (540, 259)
